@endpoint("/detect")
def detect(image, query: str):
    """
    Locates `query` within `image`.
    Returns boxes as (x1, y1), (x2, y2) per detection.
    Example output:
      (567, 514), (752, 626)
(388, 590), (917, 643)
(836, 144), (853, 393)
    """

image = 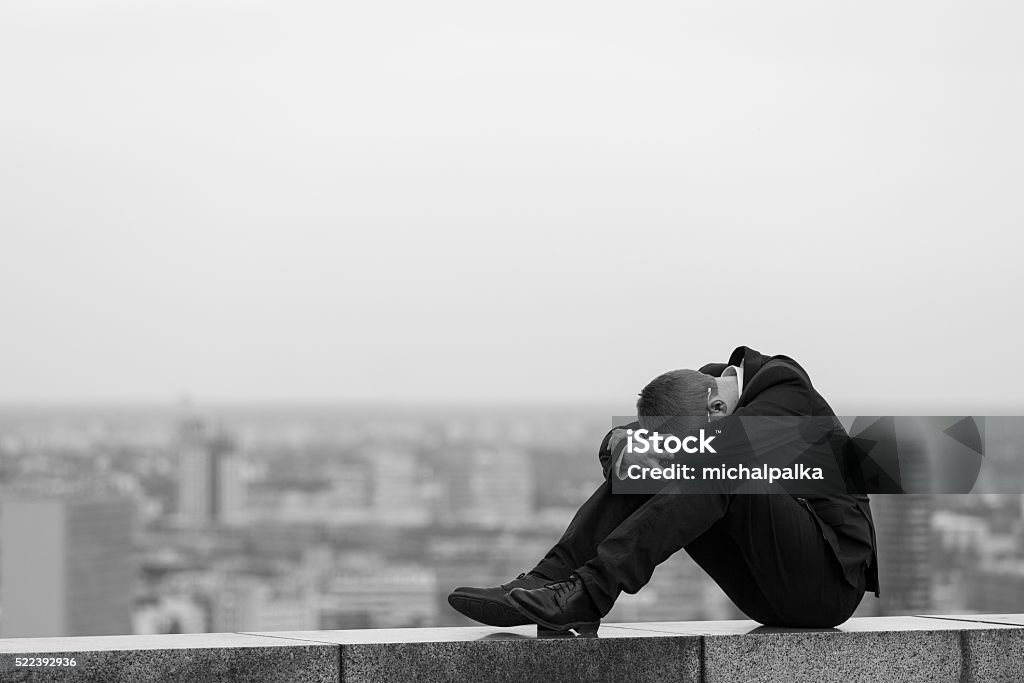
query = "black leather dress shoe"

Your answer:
(506, 574), (602, 635)
(447, 572), (550, 627)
